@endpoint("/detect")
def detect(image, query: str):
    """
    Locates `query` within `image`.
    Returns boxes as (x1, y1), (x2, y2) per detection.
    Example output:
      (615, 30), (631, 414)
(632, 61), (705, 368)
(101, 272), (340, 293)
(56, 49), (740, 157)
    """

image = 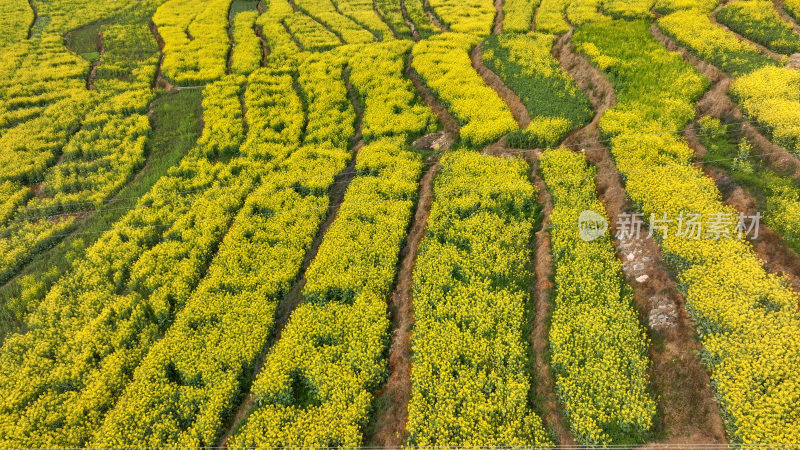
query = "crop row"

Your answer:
(254, 0), (302, 63)
(343, 41), (436, 141)
(374, 0), (413, 39)
(428, 0), (496, 34)
(0, 76), (264, 448)
(0, 0), (34, 43)
(574, 19), (800, 444)
(231, 136), (422, 446)
(93, 59), (354, 444)
(231, 10), (262, 75)
(154, 0), (233, 85)
(730, 66), (800, 157)
(294, 0), (374, 43)
(412, 33), (517, 146)
(717, 0), (800, 55)
(535, 0), (570, 34)
(406, 150), (550, 447)
(601, 0), (655, 19)
(503, 0), (539, 33)
(541, 148), (656, 445)
(286, 12), (343, 51)
(403, 0), (440, 38)
(482, 32), (592, 148)
(657, 8), (778, 77)
(697, 115), (800, 255)
(331, 0), (395, 40)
